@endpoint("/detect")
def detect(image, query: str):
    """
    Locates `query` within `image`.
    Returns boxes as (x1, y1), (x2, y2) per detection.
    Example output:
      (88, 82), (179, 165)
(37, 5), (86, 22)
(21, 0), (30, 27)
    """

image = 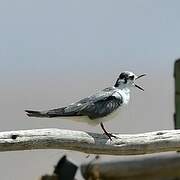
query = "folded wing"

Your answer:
(25, 87), (123, 119)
